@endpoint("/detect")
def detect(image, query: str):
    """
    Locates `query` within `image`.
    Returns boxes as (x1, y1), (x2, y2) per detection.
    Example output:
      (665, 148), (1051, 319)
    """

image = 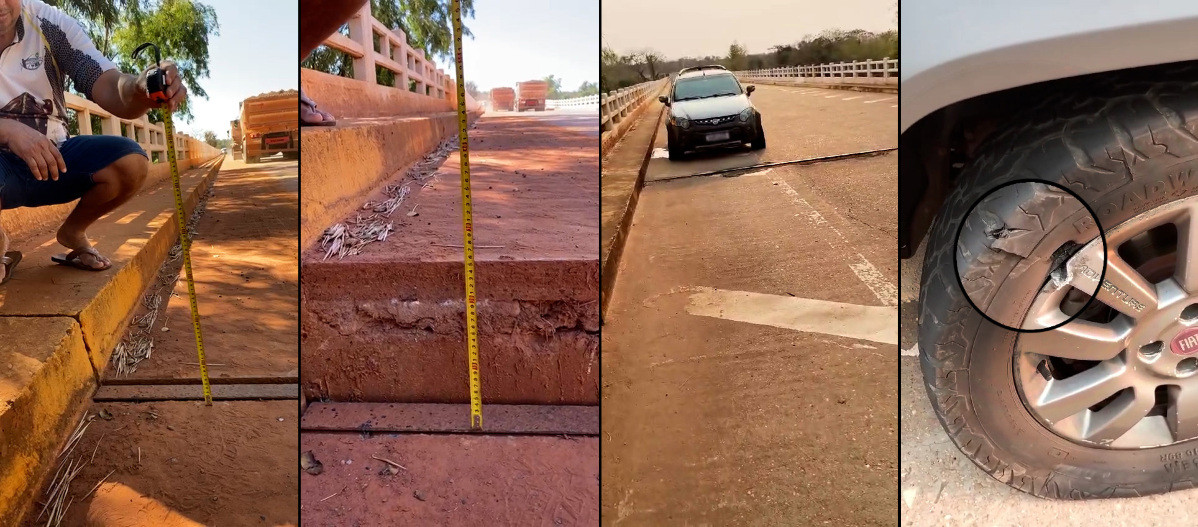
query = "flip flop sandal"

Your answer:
(1, 251), (21, 285)
(300, 95), (336, 127)
(51, 247), (112, 271)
